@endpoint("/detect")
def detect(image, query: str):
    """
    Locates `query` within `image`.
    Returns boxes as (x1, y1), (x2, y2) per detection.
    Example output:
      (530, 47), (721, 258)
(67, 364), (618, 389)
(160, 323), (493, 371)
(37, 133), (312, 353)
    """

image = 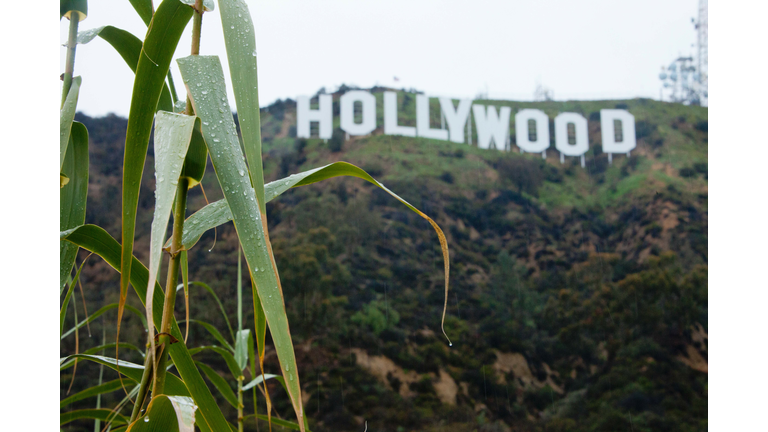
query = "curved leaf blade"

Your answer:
(178, 54), (305, 430)
(178, 162), (452, 342)
(195, 361), (238, 408)
(145, 111), (196, 364)
(60, 76), (81, 171)
(62, 303), (147, 340)
(60, 354), (189, 397)
(61, 409), (128, 427)
(219, 0), (264, 210)
(129, 0), (154, 26)
(127, 395), (197, 432)
(119, 0), (193, 356)
(60, 225), (233, 432)
(241, 373), (278, 392)
(189, 281), (235, 341)
(60, 378), (126, 408)
(188, 345), (240, 378)
(60, 121), (88, 291)
(186, 319), (234, 352)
